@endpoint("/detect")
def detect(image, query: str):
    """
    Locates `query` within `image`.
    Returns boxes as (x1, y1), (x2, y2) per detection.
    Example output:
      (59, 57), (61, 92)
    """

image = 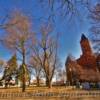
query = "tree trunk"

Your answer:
(22, 73), (25, 92)
(22, 47), (25, 65)
(22, 64), (26, 92)
(22, 46), (26, 92)
(46, 77), (52, 88)
(28, 78), (30, 87)
(48, 81), (52, 88)
(5, 82), (8, 89)
(36, 76), (40, 87)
